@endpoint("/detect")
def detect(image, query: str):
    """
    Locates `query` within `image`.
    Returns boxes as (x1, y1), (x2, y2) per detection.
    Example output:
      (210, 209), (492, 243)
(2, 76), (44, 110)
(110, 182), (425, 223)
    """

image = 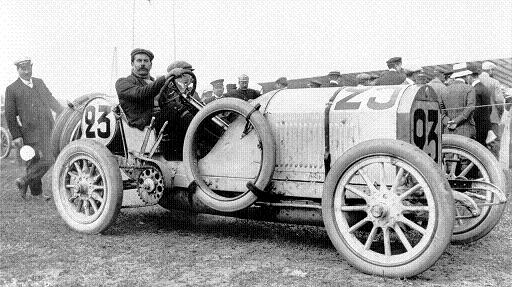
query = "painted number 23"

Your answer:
(84, 105), (111, 139)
